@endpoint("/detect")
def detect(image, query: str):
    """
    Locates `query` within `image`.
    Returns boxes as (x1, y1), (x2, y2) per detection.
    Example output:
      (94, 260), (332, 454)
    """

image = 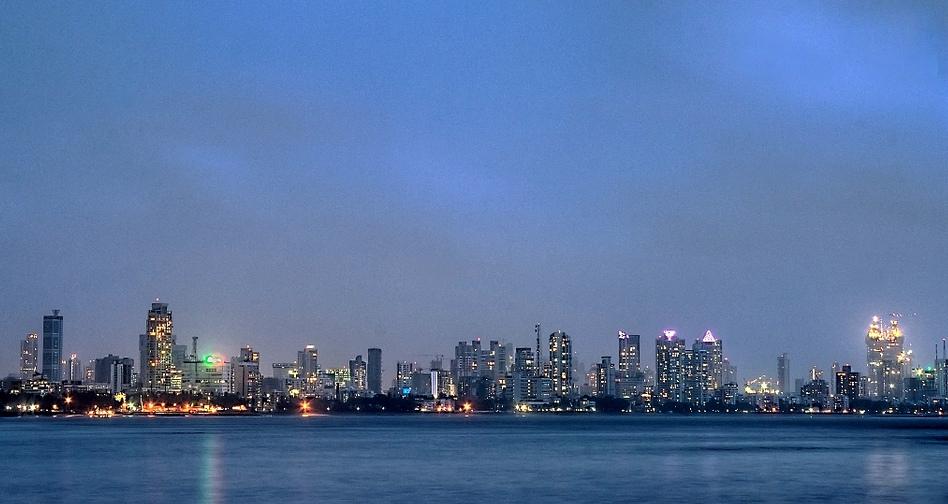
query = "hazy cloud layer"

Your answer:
(2, 2), (946, 384)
